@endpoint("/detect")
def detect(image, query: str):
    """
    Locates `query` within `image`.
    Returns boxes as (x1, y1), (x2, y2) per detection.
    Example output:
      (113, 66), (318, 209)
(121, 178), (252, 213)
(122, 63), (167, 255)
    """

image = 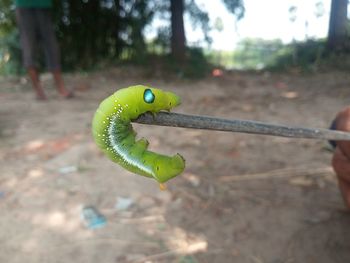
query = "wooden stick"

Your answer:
(133, 112), (350, 141)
